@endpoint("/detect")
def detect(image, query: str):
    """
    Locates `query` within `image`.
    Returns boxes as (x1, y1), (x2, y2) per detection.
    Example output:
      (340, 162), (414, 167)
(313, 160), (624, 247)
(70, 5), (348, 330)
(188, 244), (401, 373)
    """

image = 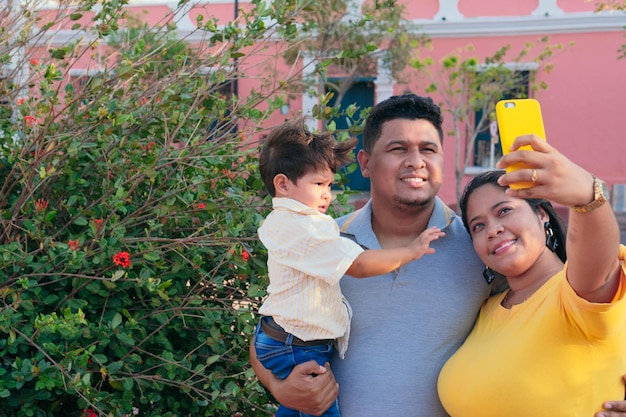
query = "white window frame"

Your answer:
(464, 62), (538, 175)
